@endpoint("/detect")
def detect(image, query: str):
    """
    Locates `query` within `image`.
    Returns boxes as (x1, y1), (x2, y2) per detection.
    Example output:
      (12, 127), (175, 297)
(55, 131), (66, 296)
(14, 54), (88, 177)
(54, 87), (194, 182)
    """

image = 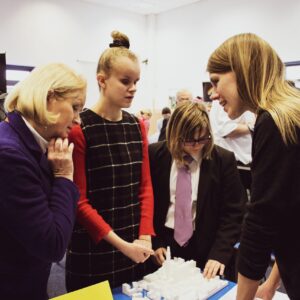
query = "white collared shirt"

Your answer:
(209, 100), (255, 164)
(22, 116), (48, 154)
(165, 153), (202, 230)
